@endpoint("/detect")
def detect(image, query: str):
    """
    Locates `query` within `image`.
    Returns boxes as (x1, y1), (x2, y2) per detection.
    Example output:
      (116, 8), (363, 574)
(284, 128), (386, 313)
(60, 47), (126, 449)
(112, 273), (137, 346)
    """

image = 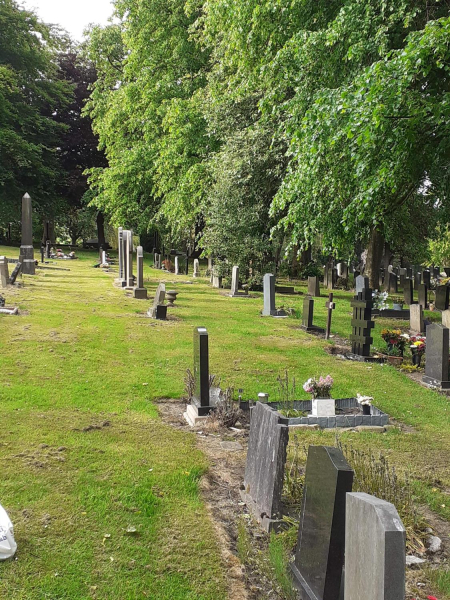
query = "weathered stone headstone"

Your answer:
(344, 493), (406, 600)
(118, 227), (124, 282)
(212, 273), (222, 289)
(19, 193), (35, 275)
(308, 276), (320, 297)
(337, 262), (348, 279)
(442, 309), (450, 329)
(0, 257), (9, 288)
(350, 288), (374, 358)
(301, 296), (324, 333)
(388, 273), (398, 294)
(174, 256), (179, 275)
(8, 262), (22, 285)
(193, 259), (200, 278)
(423, 323), (450, 388)
(355, 275), (369, 295)
(240, 403), (289, 532)
(231, 265), (239, 295)
(184, 327), (219, 425)
(435, 285), (449, 311)
(418, 283), (428, 309)
(328, 267), (337, 290)
(147, 283), (167, 320)
(414, 272), (421, 291)
(262, 274), (286, 316)
(403, 279), (414, 306)
(410, 304), (424, 334)
(133, 246), (148, 299)
(291, 446), (354, 598)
